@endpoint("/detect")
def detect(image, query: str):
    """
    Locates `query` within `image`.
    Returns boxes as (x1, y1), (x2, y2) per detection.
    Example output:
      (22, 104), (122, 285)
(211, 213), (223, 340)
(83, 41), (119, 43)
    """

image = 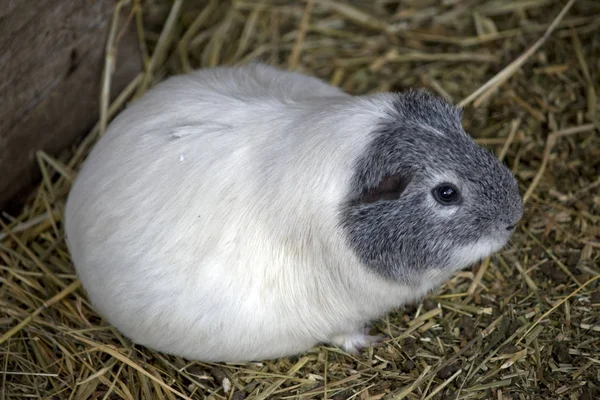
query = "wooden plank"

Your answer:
(0, 0), (142, 212)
